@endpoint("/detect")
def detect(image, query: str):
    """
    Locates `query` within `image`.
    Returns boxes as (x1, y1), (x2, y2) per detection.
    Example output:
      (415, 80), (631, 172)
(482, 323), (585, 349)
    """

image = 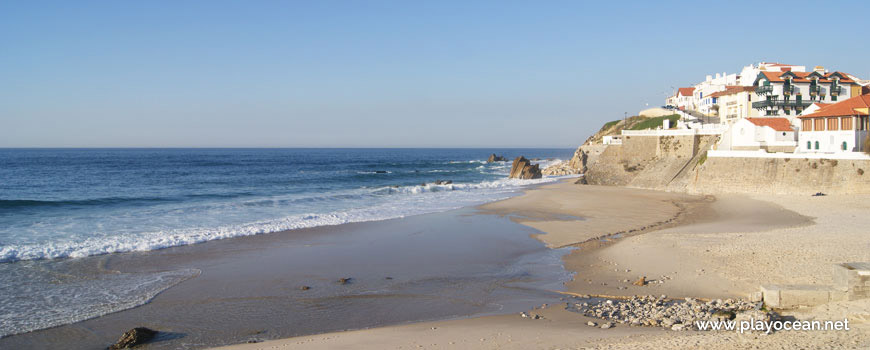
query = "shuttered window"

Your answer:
(802, 119), (813, 131)
(841, 117), (853, 130)
(815, 118), (825, 131)
(827, 118), (839, 131)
